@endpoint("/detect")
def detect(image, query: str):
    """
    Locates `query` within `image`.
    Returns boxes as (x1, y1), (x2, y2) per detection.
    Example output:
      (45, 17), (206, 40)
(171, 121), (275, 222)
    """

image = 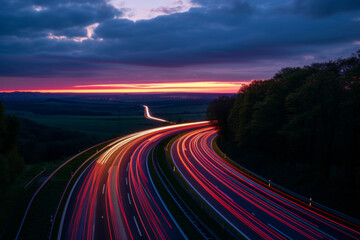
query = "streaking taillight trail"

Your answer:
(170, 126), (360, 239)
